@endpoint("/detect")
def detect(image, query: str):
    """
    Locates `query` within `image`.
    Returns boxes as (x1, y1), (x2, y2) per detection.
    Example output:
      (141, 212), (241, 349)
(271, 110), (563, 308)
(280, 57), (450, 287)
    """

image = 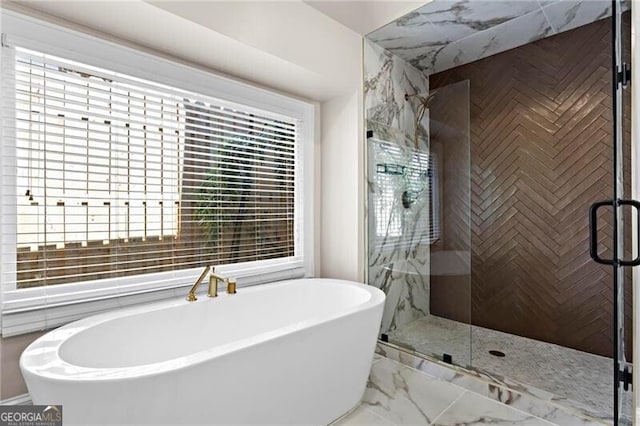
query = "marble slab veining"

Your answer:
(385, 314), (629, 422)
(542, 0), (612, 34)
(364, 40), (430, 137)
(431, 391), (556, 426)
(375, 342), (611, 426)
(366, 0), (616, 75)
(436, 9), (553, 71)
(335, 356), (602, 426)
(362, 357), (466, 424)
(364, 38), (433, 335)
(425, 0), (542, 42)
(367, 127), (432, 333)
